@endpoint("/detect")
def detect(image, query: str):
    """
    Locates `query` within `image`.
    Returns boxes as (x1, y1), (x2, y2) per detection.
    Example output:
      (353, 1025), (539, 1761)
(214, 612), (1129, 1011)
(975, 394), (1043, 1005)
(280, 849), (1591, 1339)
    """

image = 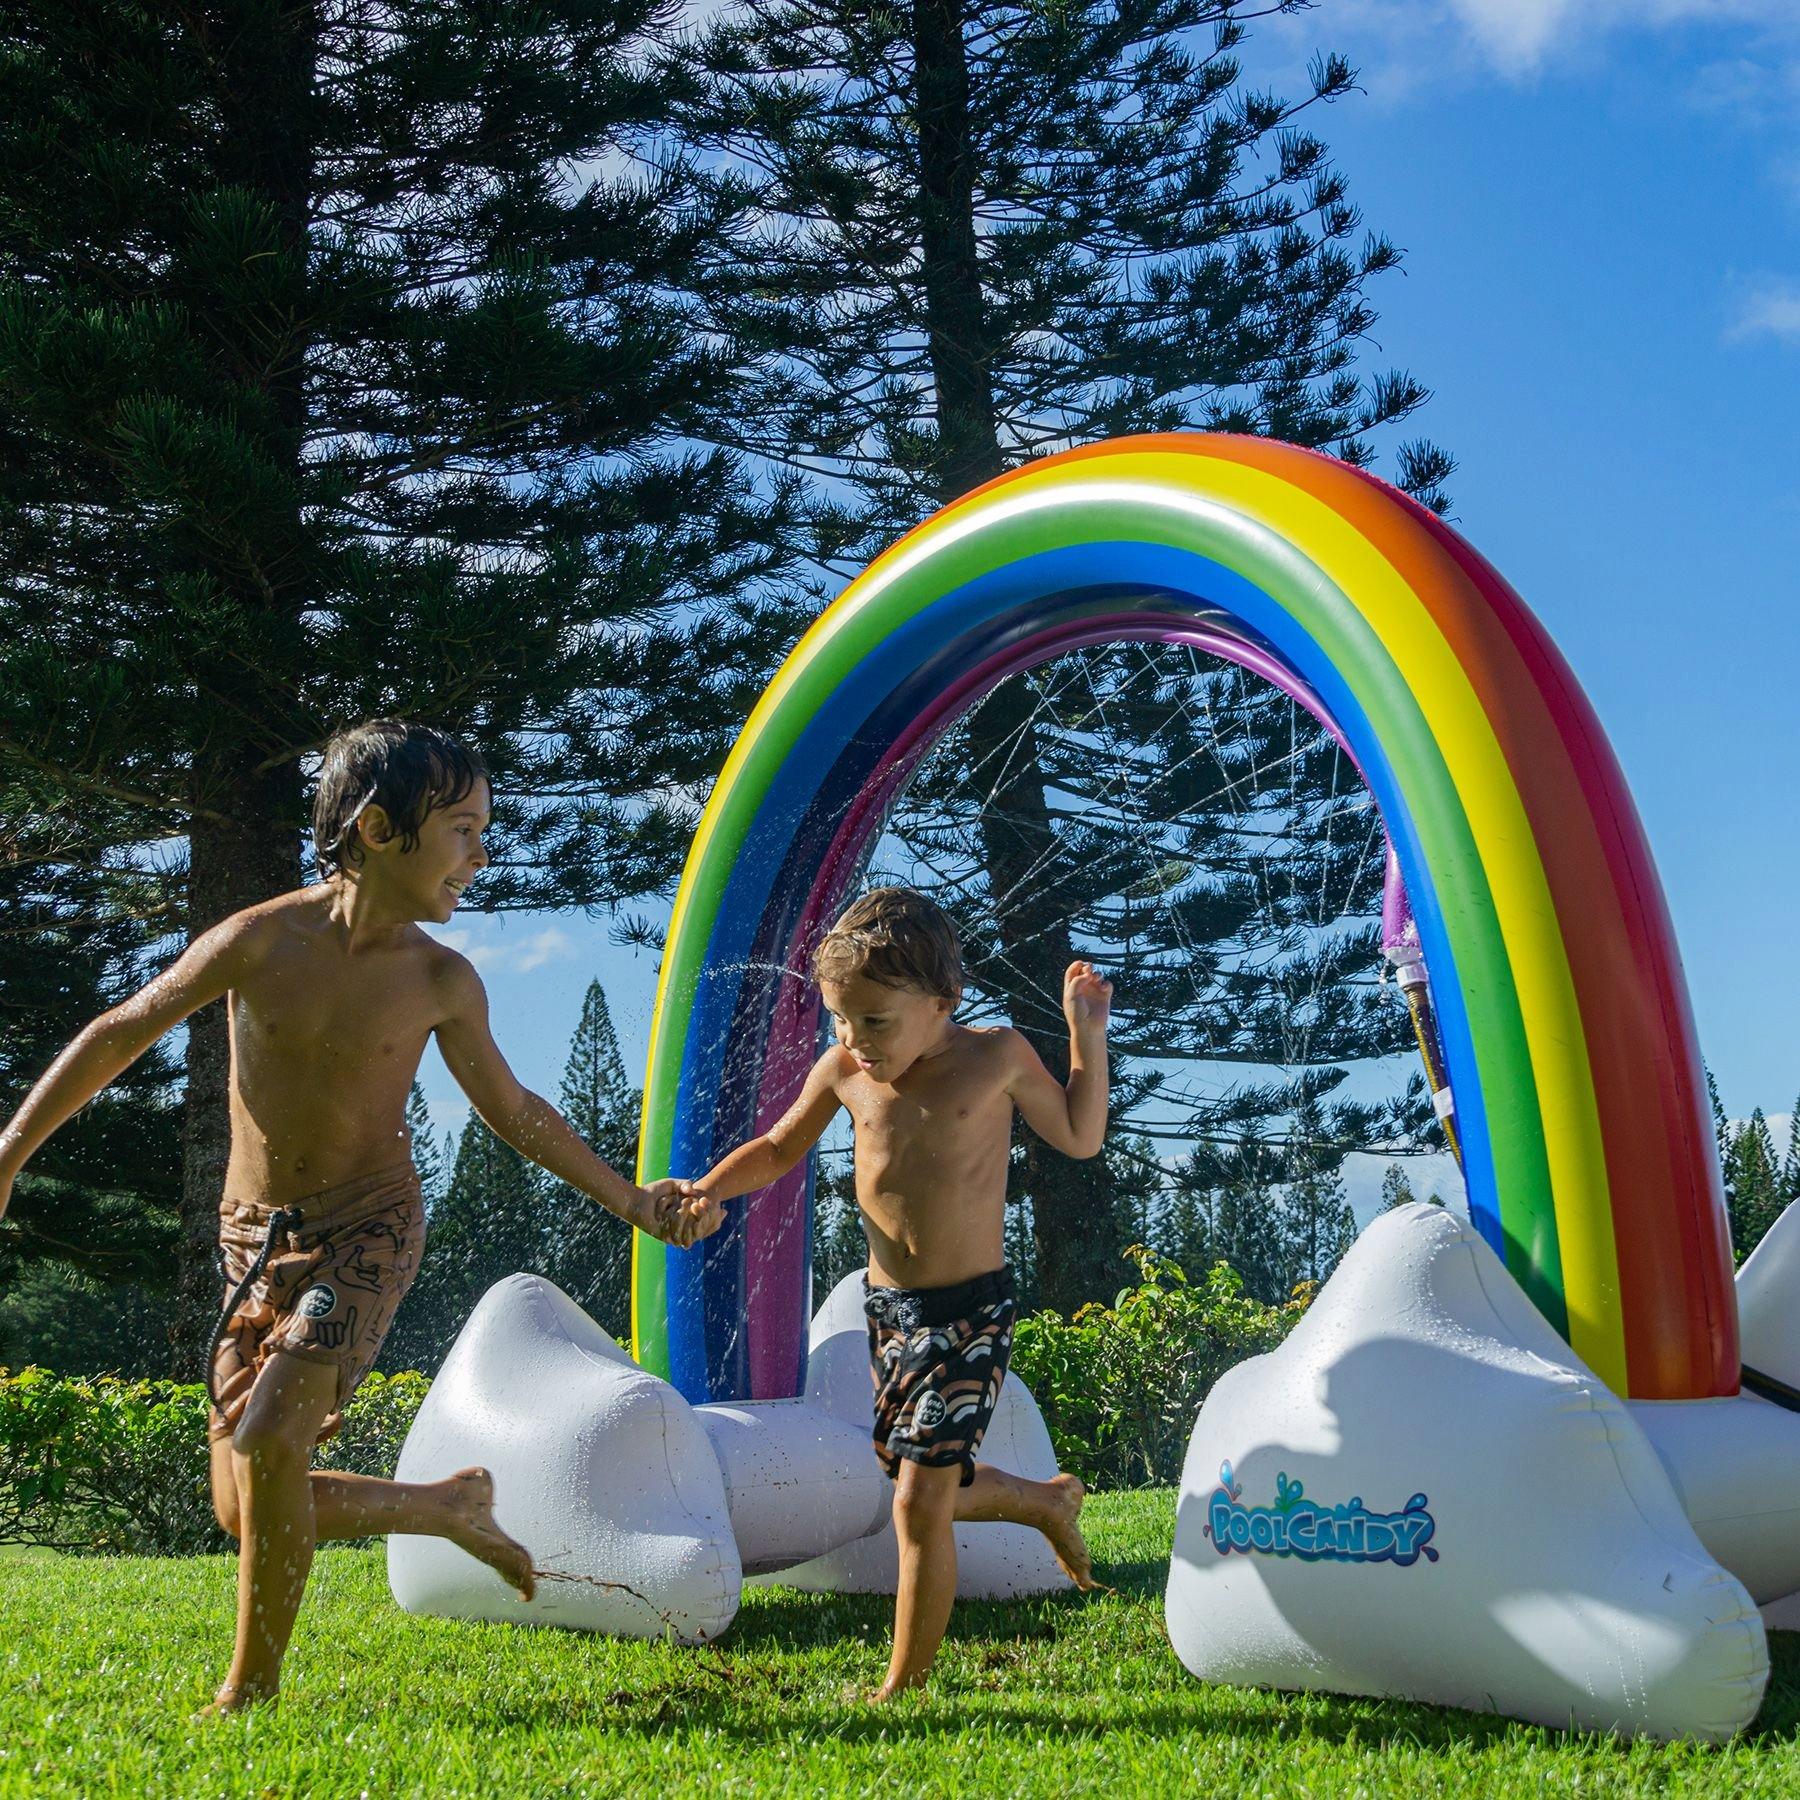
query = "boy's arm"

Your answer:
(692, 1050), (846, 1203)
(1003, 960), (1112, 1160)
(433, 955), (705, 1245)
(0, 915), (267, 1221)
